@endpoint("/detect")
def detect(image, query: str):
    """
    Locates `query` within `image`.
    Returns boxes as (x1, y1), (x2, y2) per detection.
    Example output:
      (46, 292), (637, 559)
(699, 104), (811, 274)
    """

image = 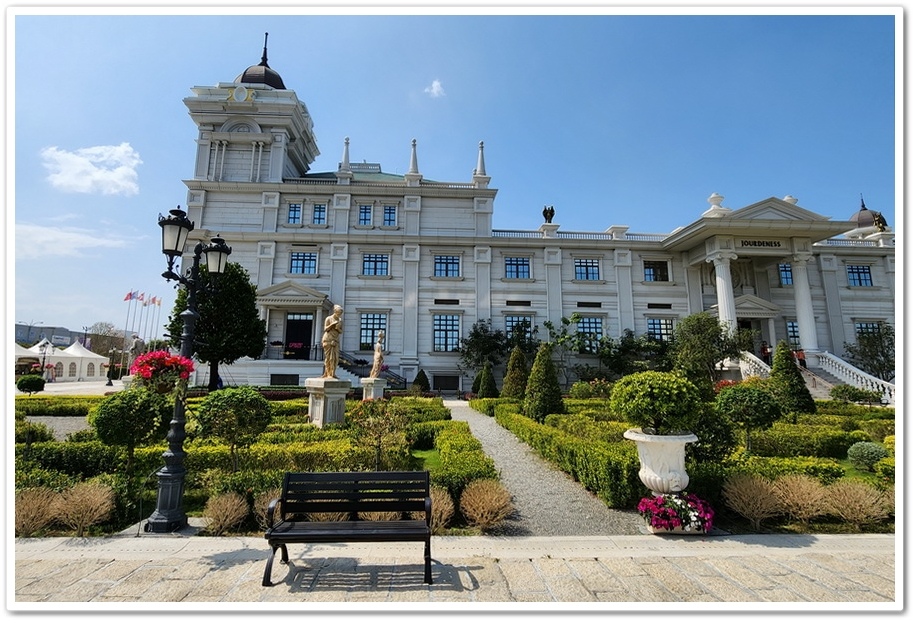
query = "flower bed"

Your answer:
(637, 492), (715, 533)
